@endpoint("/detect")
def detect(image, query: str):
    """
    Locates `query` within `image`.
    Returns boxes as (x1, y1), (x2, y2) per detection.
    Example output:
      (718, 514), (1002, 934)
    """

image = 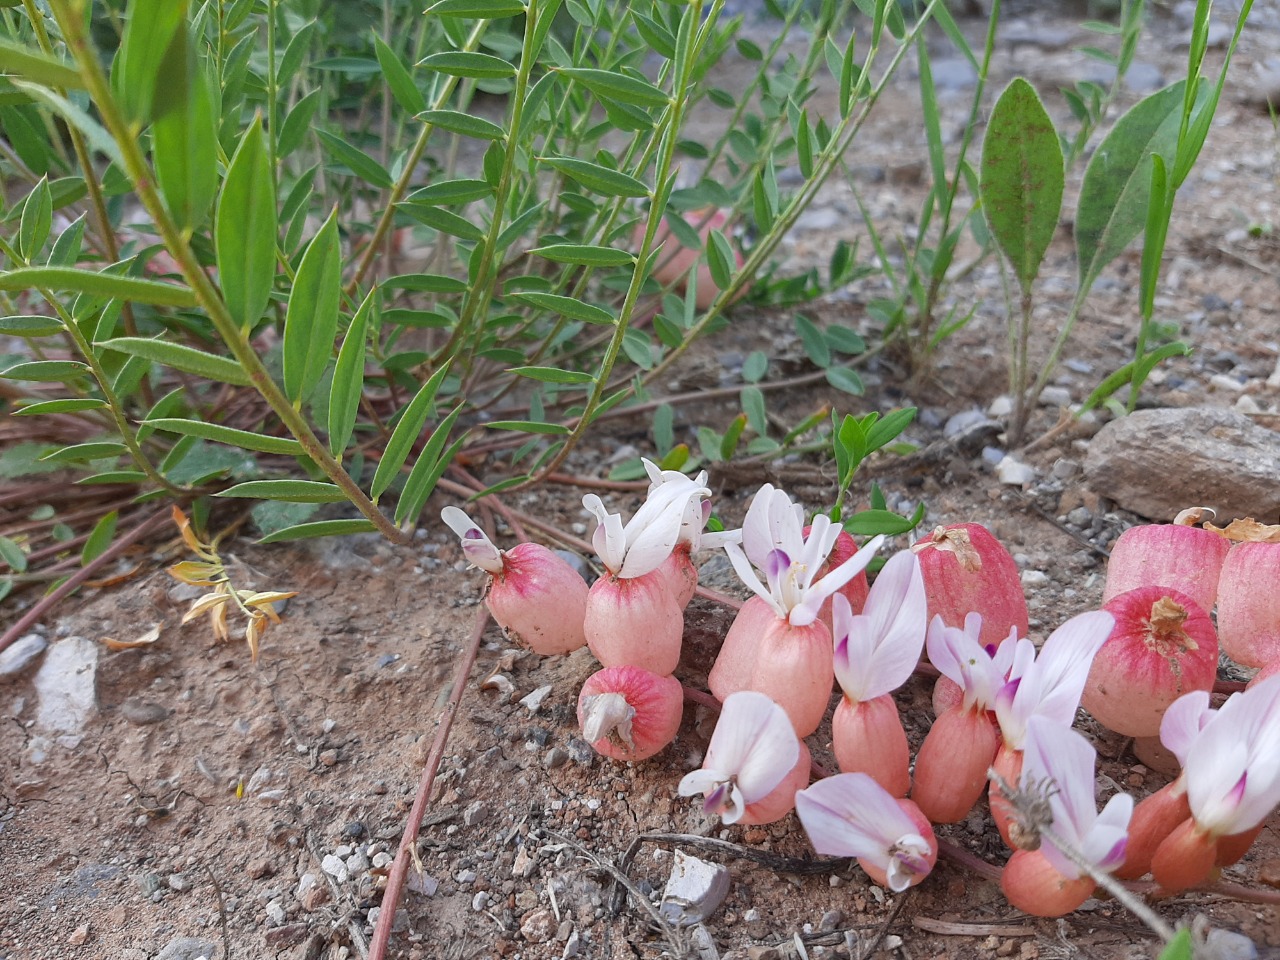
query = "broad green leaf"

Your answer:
(485, 420), (570, 434)
(395, 405), (464, 525)
(539, 156), (648, 198)
(257, 518), (378, 544)
(1076, 81), (1194, 291)
(328, 287), (374, 455)
(97, 337), (252, 386)
(216, 118), (277, 328)
(507, 291), (614, 325)
(508, 366), (594, 384)
(418, 51), (514, 80)
(154, 60), (218, 231)
(14, 398), (107, 415)
(843, 504), (926, 537)
(0, 36), (84, 90)
(0, 359), (89, 381)
(145, 418), (304, 455)
(825, 367), (864, 395)
(284, 208), (341, 404)
(529, 244), (634, 267)
(81, 510), (118, 565)
(217, 479), (347, 502)
(980, 78), (1063, 294)
(373, 35), (426, 116)
(740, 386), (766, 436)
(0, 315), (62, 337)
(426, 0), (526, 17)
(406, 179), (493, 205)
(112, 0), (188, 124)
(0, 534), (26, 573)
(41, 441), (128, 463)
(370, 361), (452, 499)
(417, 108), (505, 140)
(742, 351), (767, 382)
(18, 177), (51, 262)
(558, 67), (668, 108)
(795, 315), (830, 368)
(48, 214), (87, 266)
(316, 129), (393, 188)
(0, 267), (195, 306)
